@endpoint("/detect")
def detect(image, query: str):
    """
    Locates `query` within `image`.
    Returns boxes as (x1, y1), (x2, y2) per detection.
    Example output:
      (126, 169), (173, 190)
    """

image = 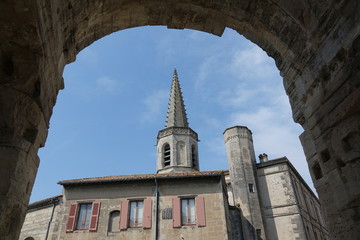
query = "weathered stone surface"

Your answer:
(0, 0), (359, 239)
